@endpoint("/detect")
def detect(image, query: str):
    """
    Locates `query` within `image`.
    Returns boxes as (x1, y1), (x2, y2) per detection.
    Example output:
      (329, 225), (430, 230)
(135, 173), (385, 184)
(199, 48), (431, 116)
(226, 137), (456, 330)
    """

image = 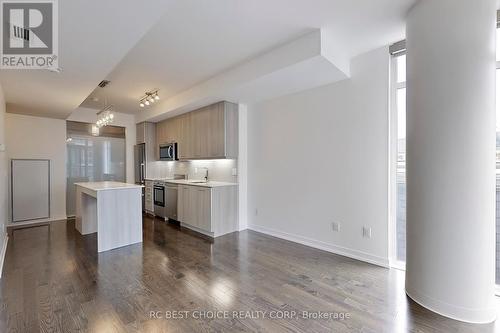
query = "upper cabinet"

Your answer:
(156, 101), (238, 160)
(136, 122), (156, 164)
